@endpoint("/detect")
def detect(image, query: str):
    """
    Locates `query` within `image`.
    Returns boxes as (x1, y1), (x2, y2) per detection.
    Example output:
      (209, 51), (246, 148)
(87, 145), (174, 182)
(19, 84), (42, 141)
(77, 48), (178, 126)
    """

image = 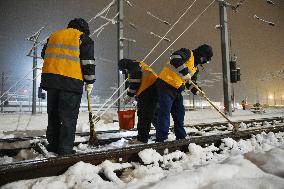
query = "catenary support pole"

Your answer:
(32, 45), (37, 115)
(27, 27), (44, 114)
(219, 0), (232, 116)
(1, 72), (4, 113)
(117, 0), (124, 111)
